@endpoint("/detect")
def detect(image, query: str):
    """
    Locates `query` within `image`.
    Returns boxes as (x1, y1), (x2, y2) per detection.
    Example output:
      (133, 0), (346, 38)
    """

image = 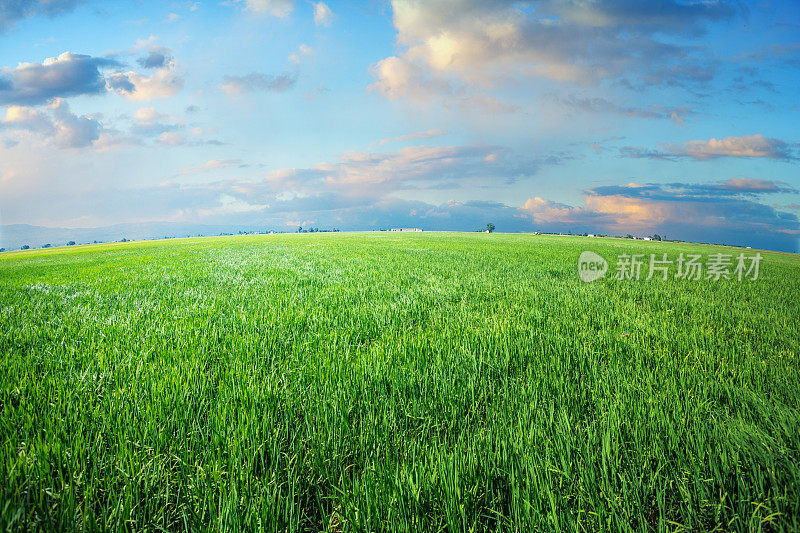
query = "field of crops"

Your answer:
(1, 232), (799, 531)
